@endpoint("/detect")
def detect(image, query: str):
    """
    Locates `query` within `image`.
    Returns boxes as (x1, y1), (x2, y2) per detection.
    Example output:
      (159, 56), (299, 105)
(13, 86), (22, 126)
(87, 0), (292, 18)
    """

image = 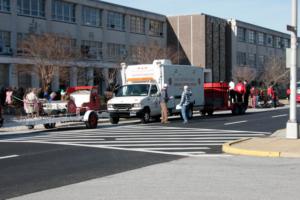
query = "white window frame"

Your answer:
(82, 6), (102, 27)
(52, 0), (76, 23)
(0, 0), (10, 12)
(17, 0), (45, 17)
(107, 11), (125, 31)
